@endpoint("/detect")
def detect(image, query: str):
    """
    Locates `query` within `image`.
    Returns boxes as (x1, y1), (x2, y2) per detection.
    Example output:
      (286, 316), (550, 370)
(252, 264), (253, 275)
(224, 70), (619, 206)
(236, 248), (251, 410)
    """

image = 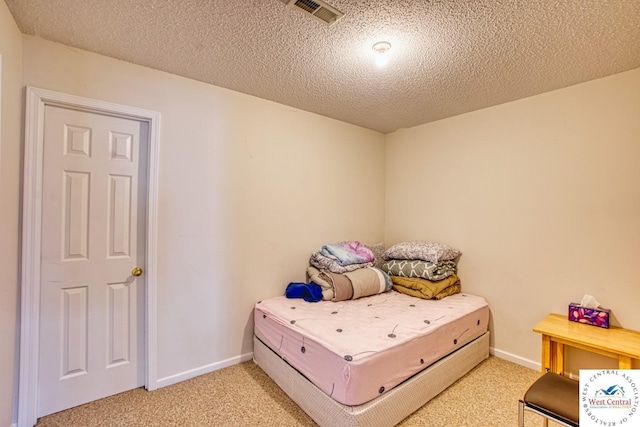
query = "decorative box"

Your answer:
(568, 303), (610, 328)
